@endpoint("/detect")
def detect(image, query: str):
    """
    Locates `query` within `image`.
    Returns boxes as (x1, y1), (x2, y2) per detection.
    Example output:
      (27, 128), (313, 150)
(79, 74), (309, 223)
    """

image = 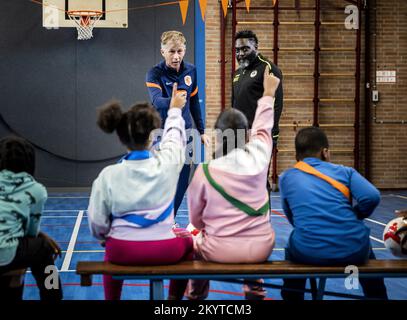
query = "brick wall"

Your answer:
(204, 0), (407, 188)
